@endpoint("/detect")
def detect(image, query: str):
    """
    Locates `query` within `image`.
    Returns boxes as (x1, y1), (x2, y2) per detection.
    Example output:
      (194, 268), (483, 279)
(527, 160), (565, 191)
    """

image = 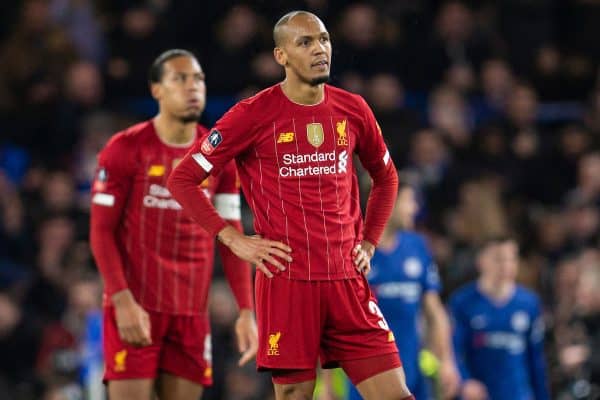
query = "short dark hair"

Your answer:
(148, 49), (197, 84)
(476, 235), (516, 255)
